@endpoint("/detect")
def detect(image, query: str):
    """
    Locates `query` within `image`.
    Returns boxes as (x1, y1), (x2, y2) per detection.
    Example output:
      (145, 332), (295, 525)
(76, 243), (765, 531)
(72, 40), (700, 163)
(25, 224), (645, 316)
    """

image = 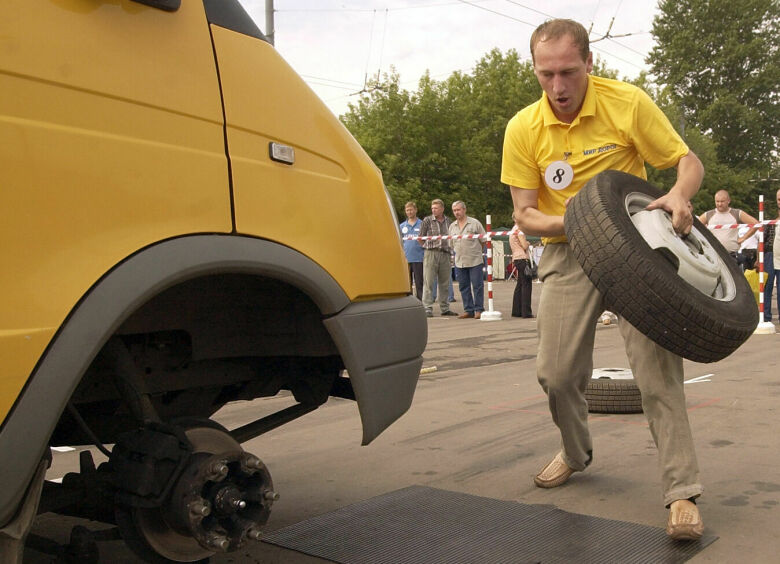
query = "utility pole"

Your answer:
(265, 0), (275, 46)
